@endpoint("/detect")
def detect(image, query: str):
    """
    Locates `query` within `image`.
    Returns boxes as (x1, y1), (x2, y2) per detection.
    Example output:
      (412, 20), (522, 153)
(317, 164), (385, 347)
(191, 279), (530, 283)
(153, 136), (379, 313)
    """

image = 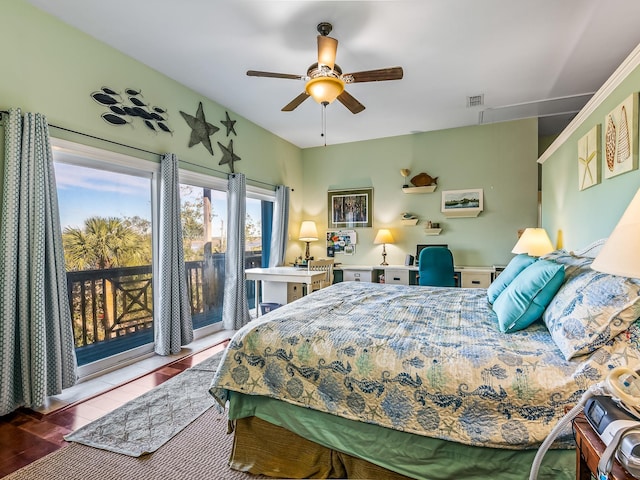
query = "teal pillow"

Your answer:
(487, 254), (537, 304)
(493, 260), (565, 333)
